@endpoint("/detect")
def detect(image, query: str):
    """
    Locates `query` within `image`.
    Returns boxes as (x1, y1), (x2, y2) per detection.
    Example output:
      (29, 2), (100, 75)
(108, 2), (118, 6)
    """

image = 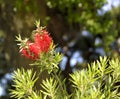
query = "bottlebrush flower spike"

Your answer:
(17, 20), (53, 60)
(20, 41), (41, 60)
(34, 30), (52, 52)
(19, 30), (52, 60)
